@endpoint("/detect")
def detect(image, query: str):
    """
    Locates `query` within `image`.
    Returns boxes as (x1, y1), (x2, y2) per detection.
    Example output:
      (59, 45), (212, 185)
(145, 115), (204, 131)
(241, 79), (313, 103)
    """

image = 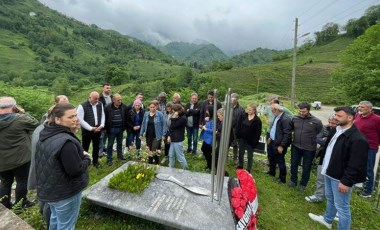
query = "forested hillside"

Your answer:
(0, 0), (180, 88)
(230, 48), (278, 67)
(159, 41), (228, 67)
